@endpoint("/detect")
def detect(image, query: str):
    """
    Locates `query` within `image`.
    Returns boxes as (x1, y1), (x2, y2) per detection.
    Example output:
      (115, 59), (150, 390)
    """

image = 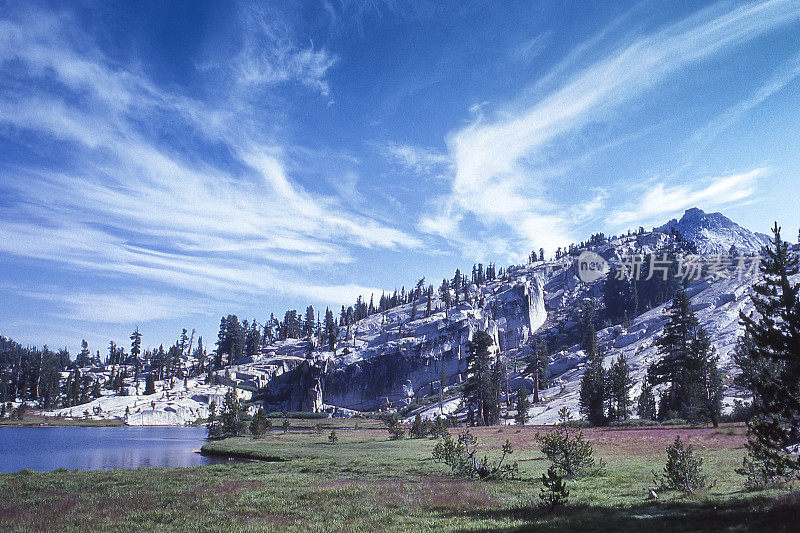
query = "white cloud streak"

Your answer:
(0, 7), (417, 323)
(421, 0), (800, 254)
(607, 168), (766, 228)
